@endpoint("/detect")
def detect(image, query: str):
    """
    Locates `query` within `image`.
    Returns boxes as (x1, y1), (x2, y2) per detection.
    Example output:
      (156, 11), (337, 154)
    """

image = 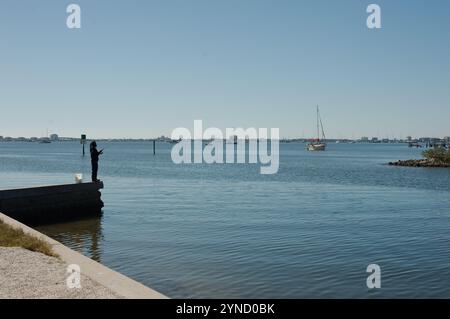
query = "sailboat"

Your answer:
(39, 129), (51, 144)
(306, 106), (326, 151)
